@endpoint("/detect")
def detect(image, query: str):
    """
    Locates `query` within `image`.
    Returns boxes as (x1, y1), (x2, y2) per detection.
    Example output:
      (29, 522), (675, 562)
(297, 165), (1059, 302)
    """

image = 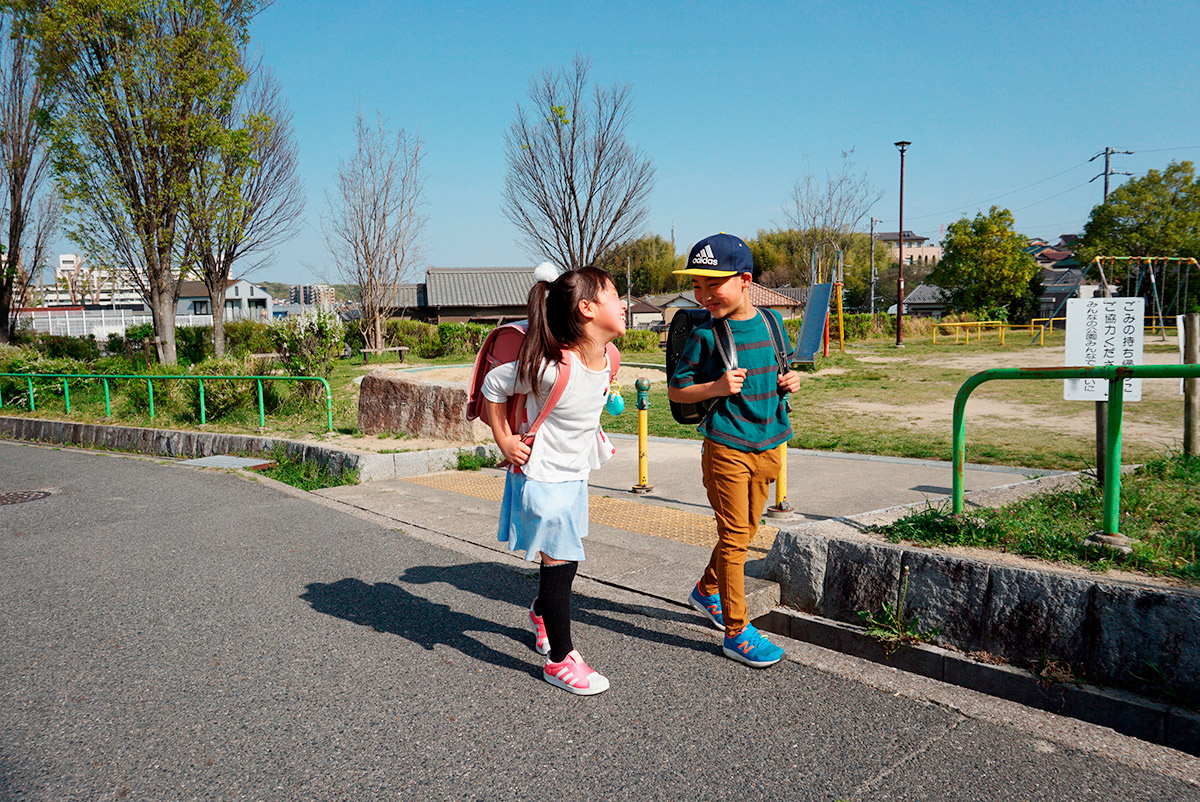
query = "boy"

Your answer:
(667, 233), (800, 668)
